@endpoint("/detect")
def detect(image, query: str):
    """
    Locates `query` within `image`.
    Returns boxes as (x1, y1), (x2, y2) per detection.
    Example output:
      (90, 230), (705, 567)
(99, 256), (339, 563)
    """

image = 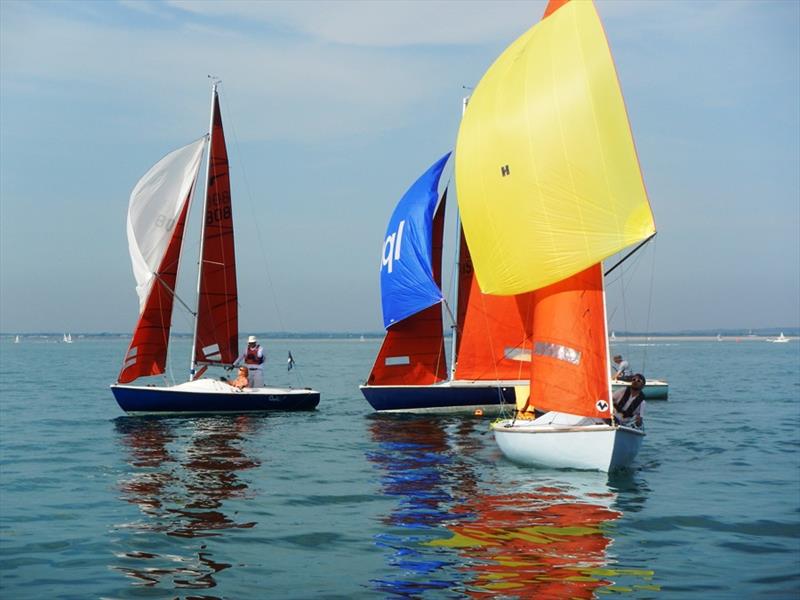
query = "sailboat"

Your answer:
(110, 83), (320, 415)
(454, 0), (657, 471)
(14, 335), (20, 344)
(359, 153), (535, 413)
(768, 332), (790, 343)
(63, 333), (73, 344)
